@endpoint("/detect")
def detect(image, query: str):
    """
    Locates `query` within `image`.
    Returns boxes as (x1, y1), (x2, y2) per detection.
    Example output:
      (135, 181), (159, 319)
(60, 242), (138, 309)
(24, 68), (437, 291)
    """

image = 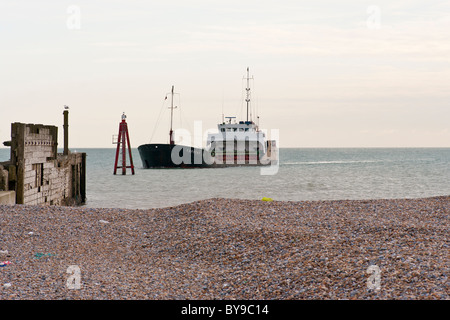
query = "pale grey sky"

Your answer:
(1, 1), (449, 148)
